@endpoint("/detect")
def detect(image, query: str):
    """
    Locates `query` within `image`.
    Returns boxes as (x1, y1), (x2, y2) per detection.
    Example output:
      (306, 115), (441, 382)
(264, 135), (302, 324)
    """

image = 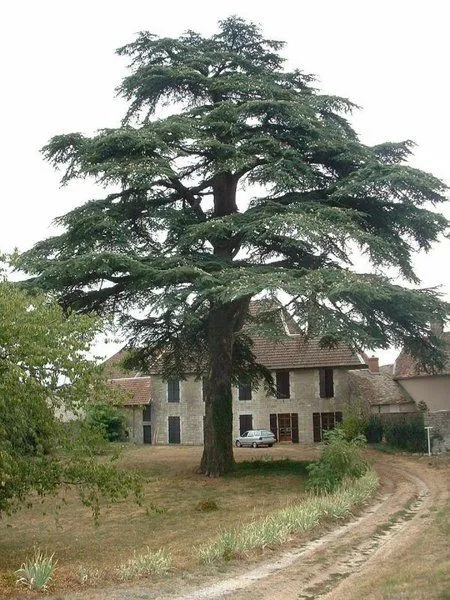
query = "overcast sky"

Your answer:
(1, 0), (448, 361)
